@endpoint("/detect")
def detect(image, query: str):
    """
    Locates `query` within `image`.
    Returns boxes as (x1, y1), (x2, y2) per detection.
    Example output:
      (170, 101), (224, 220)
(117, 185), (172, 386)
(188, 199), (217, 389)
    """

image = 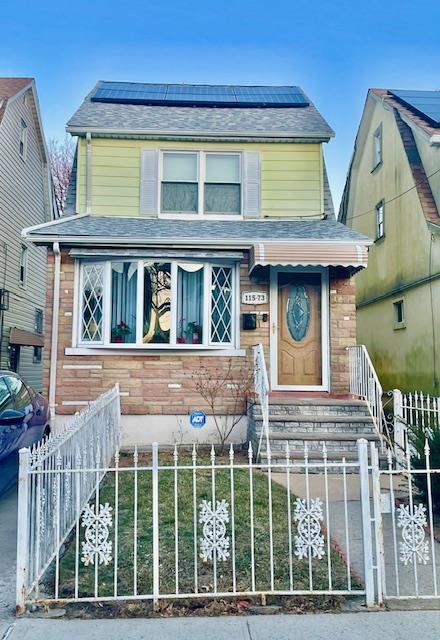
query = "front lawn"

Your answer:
(56, 450), (359, 600)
